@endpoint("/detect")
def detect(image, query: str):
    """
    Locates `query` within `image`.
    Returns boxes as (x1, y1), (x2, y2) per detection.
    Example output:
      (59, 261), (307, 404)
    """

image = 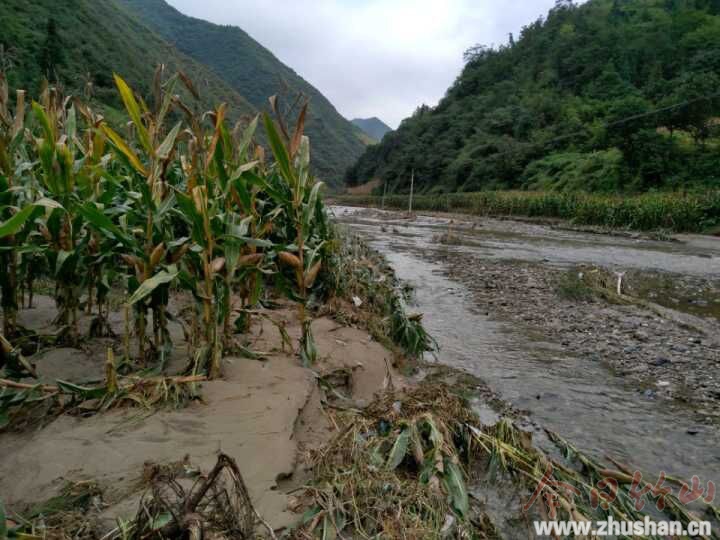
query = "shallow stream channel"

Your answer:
(332, 205), (720, 489)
